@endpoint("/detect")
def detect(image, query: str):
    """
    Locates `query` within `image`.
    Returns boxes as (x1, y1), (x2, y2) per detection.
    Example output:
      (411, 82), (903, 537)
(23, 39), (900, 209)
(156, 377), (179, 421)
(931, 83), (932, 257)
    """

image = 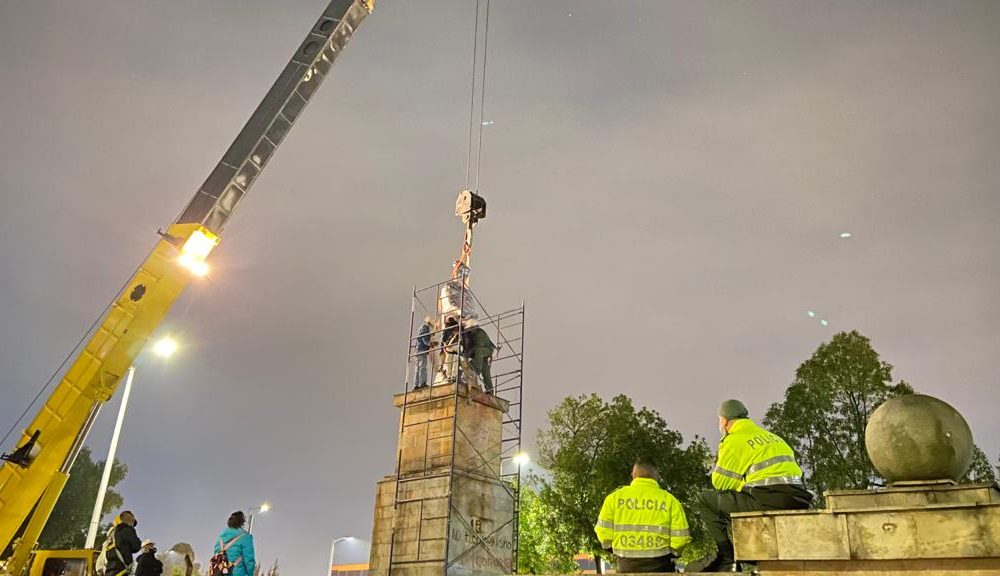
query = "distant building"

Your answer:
(331, 563), (369, 576)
